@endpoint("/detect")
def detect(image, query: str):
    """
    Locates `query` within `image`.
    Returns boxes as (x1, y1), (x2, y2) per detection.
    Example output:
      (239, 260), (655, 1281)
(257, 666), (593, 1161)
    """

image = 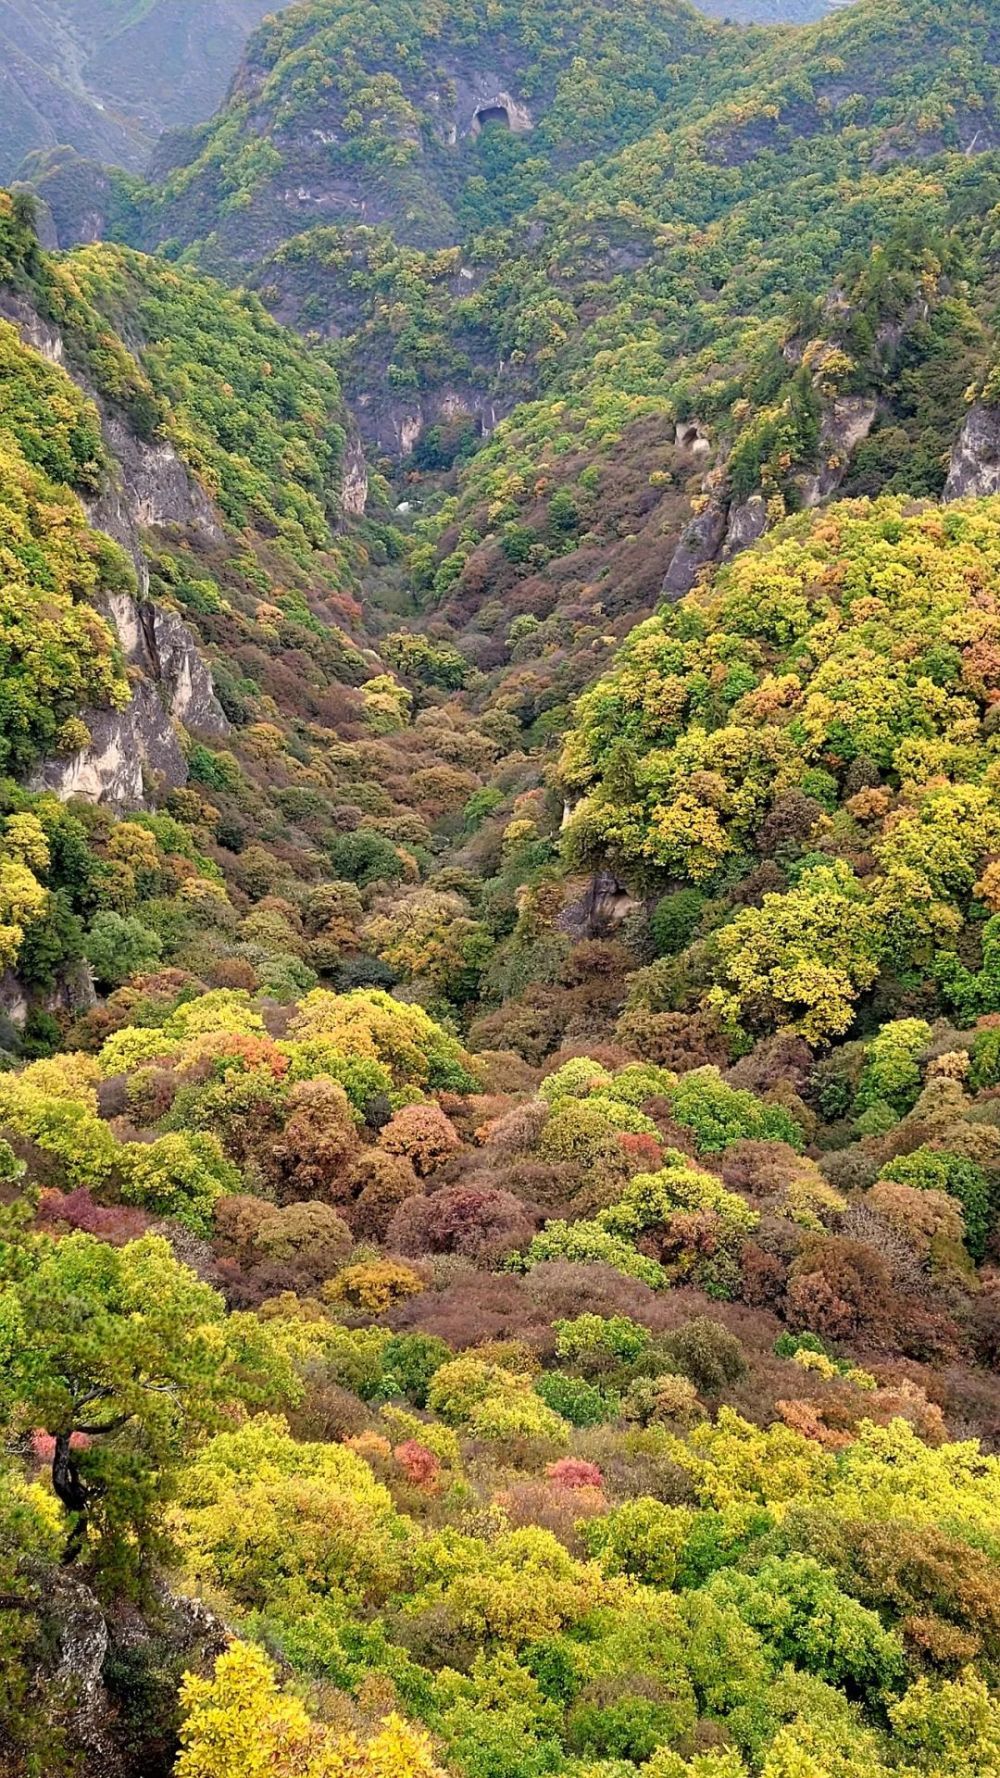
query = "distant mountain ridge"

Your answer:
(696, 0), (842, 16)
(705, 0), (849, 17)
(0, 0), (272, 179)
(0, 0), (858, 184)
